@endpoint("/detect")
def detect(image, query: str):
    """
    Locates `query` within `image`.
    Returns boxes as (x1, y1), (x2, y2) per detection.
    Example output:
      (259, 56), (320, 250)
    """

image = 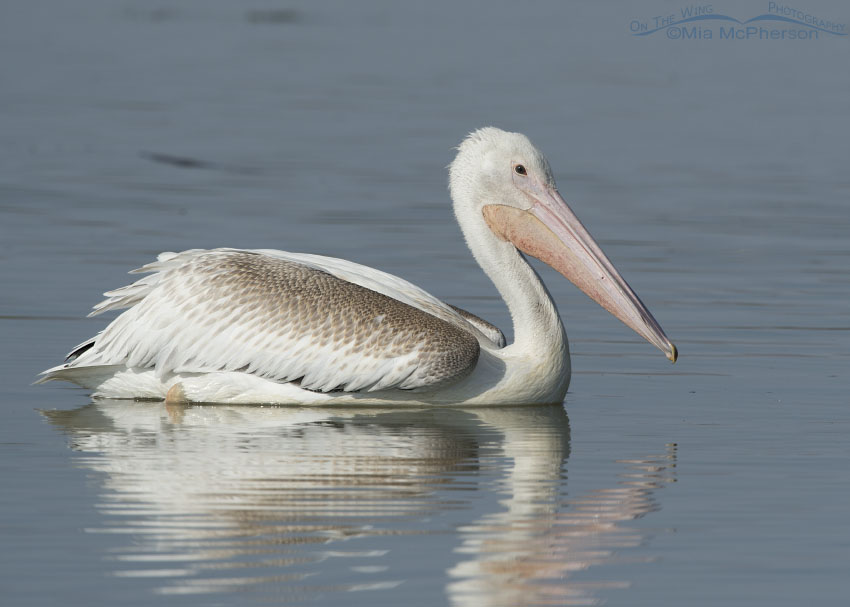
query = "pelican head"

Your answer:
(449, 127), (677, 362)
